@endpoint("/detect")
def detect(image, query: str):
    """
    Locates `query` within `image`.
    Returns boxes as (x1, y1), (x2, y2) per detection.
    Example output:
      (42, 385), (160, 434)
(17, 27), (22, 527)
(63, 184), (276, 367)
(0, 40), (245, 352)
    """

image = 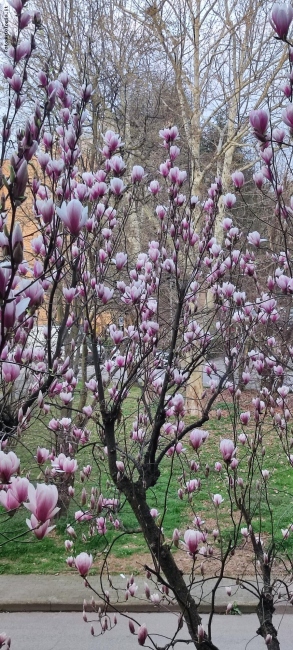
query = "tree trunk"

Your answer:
(121, 478), (219, 650)
(55, 472), (74, 519)
(77, 340), (88, 413)
(245, 527), (280, 650)
(185, 367), (204, 416)
(256, 594), (280, 650)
